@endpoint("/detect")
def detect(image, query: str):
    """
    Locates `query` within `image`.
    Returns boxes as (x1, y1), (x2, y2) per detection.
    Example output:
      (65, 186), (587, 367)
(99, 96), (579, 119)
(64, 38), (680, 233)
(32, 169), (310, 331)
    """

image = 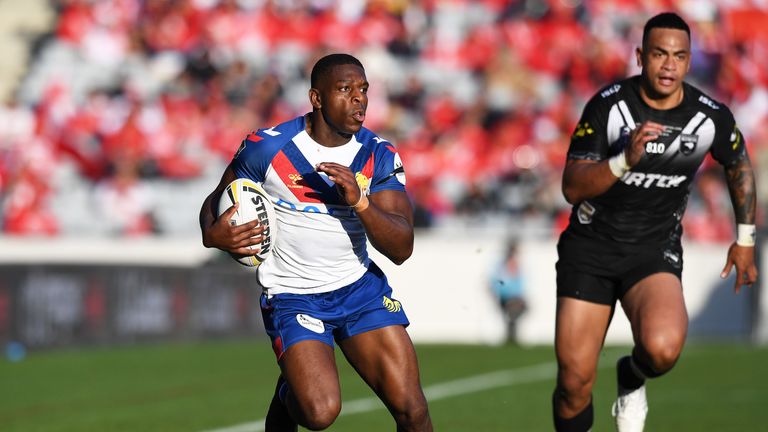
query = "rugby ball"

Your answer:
(217, 178), (277, 267)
